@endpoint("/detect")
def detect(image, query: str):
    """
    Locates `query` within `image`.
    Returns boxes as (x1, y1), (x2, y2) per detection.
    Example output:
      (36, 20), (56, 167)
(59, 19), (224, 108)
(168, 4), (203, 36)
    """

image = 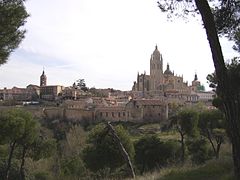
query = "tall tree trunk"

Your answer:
(178, 129), (185, 163)
(194, 0), (227, 90)
(206, 129), (218, 159)
(195, 0), (240, 178)
(223, 99), (240, 178)
(216, 135), (223, 159)
(106, 122), (135, 179)
(19, 146), (27, 180)
(5, 141), (16, 180)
